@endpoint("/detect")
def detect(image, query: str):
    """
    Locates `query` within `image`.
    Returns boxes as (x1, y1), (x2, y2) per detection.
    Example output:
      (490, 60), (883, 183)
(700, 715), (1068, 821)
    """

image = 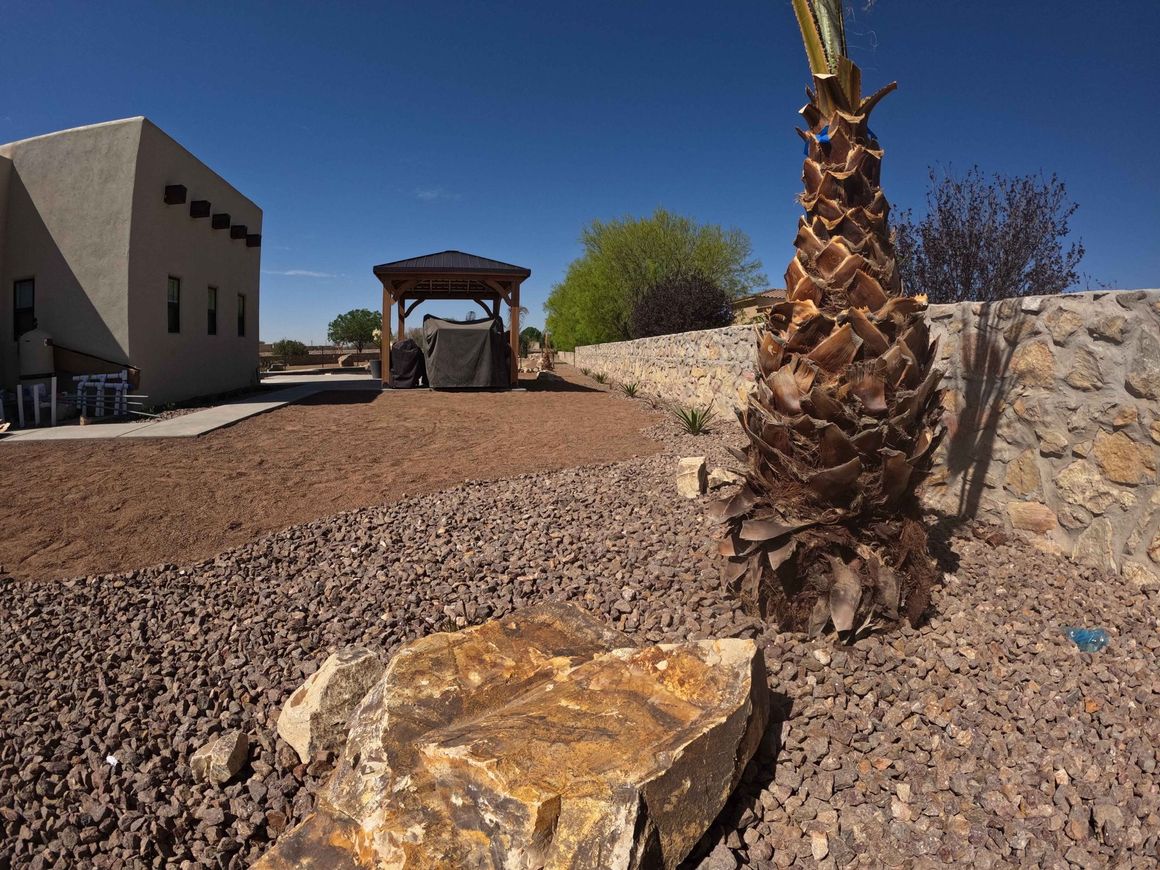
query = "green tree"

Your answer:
(518, 325), (543, 356)
(544, 208), (765, 350)
(327, 309), (381, 353)
(271, 338), (308, 365)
